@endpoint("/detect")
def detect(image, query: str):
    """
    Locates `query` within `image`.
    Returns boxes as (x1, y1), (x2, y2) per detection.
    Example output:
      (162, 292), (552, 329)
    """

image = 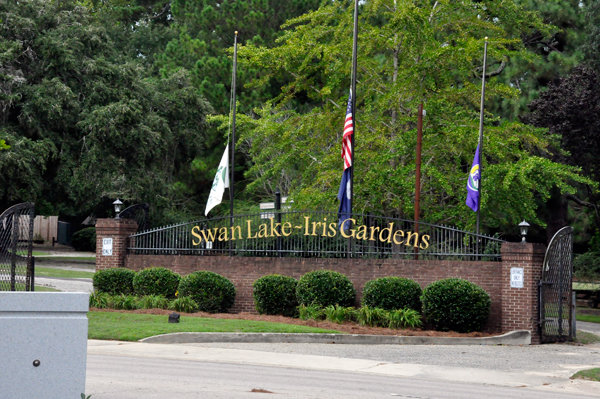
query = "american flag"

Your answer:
(341, 91), (353, 169)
